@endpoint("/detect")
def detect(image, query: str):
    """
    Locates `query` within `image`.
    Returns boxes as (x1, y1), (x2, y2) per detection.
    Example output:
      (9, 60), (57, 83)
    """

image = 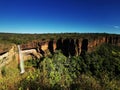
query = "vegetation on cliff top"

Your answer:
(0, 32), (119, 54)
(0, 33), (118, 44)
